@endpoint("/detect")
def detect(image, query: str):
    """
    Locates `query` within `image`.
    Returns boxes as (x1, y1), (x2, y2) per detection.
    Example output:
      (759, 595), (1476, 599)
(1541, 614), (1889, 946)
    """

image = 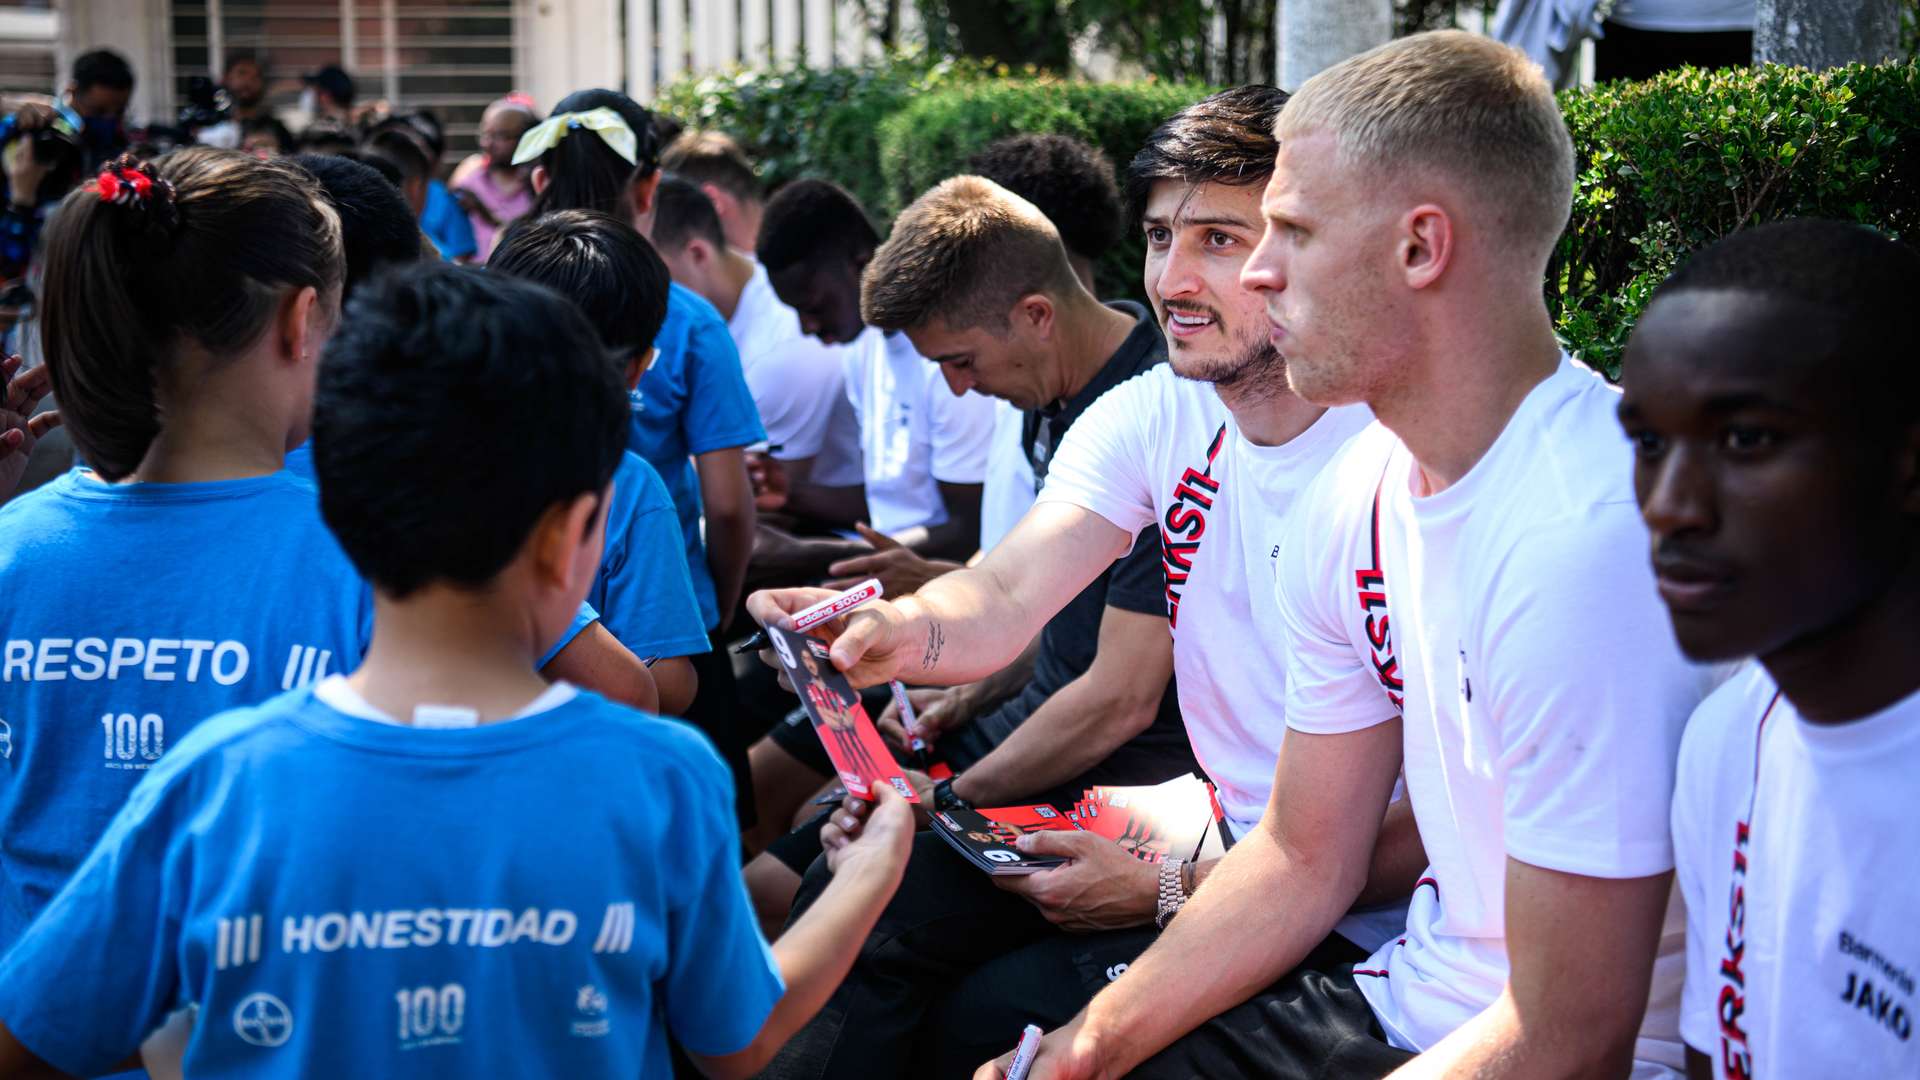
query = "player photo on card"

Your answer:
(767, 624), (920, 803)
